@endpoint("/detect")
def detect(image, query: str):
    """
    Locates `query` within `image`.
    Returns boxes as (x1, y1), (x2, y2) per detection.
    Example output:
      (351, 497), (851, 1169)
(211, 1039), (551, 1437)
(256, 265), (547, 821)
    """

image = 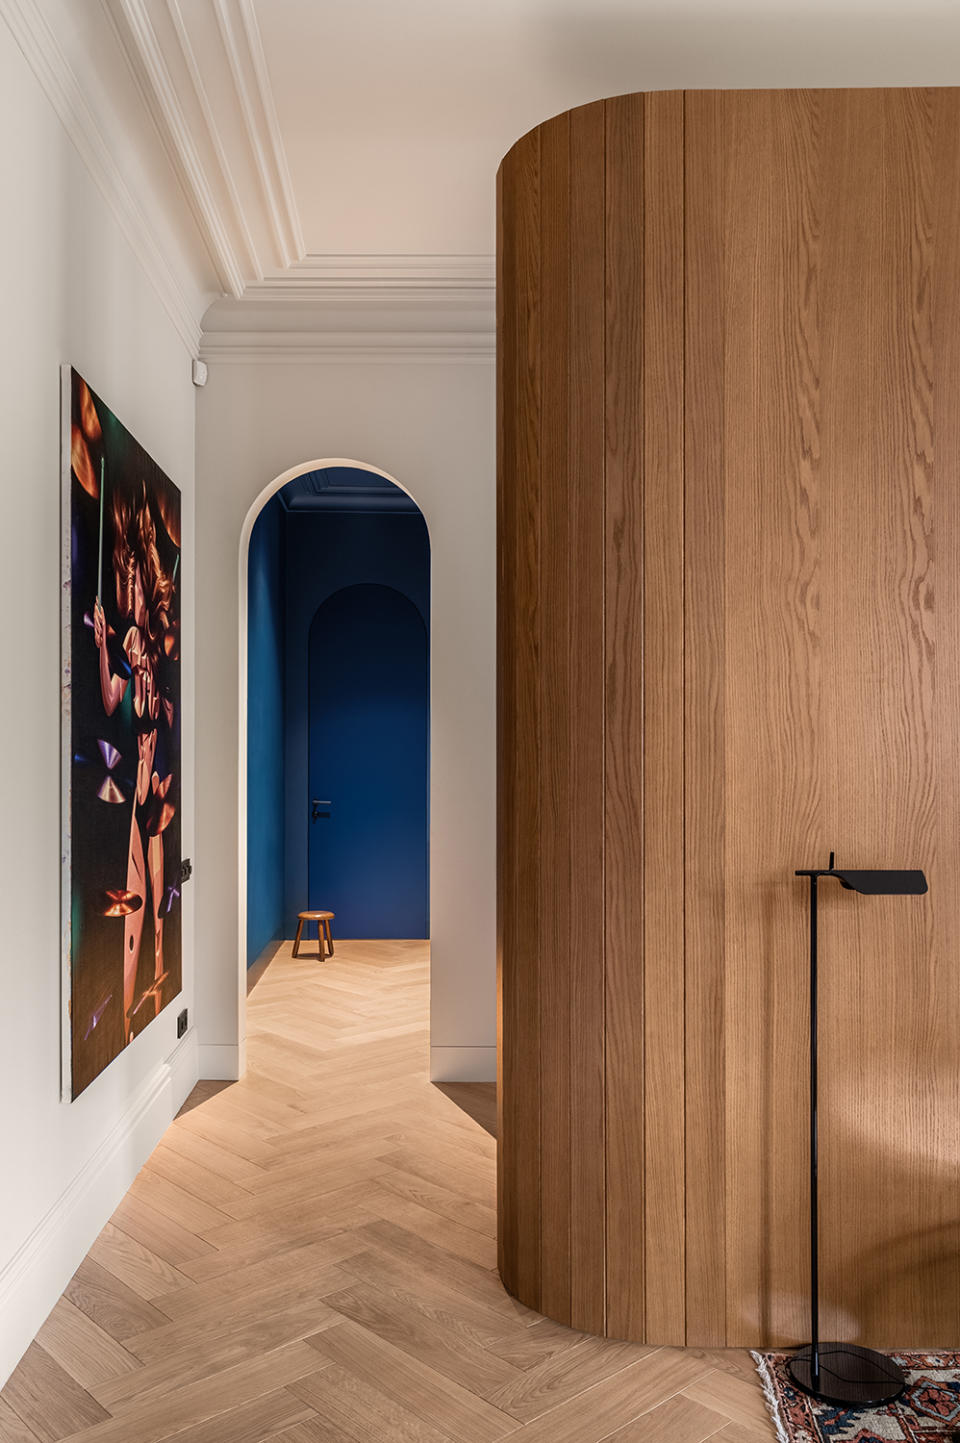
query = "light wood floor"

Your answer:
(0, 941), (776, 1443)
